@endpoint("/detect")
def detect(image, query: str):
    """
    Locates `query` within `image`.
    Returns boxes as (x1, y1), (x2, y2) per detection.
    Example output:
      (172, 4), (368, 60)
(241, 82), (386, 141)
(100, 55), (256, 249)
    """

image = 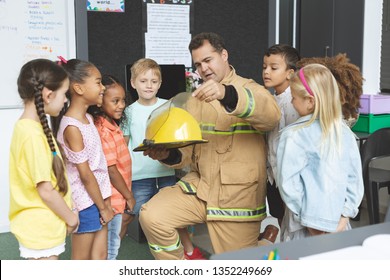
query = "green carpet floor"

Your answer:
(0, 232), (154, 260)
